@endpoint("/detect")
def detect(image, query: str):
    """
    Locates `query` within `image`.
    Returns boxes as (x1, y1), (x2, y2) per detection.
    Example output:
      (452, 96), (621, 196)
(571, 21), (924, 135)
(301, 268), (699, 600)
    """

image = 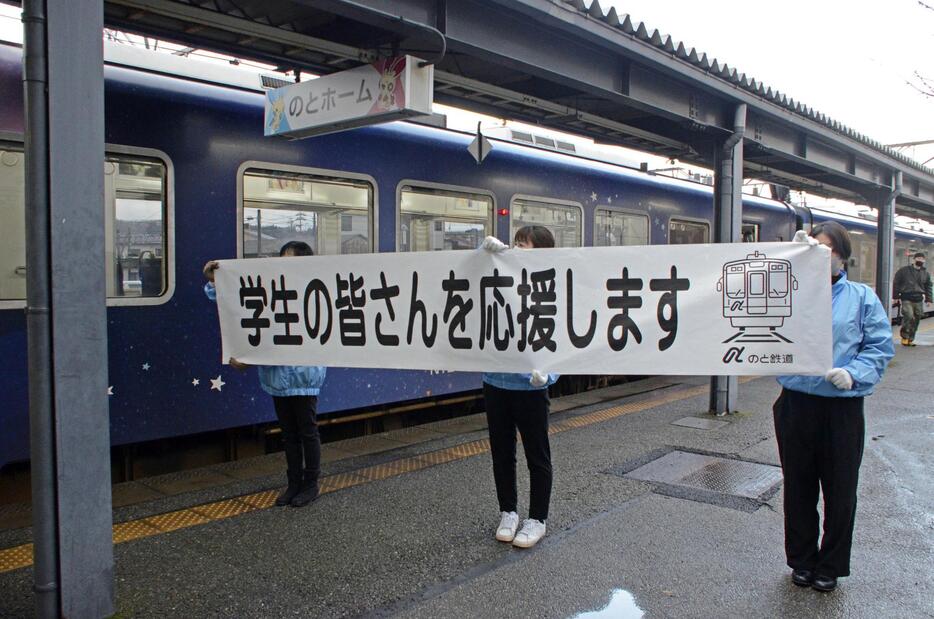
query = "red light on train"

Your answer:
(498, 208), (509, 216)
